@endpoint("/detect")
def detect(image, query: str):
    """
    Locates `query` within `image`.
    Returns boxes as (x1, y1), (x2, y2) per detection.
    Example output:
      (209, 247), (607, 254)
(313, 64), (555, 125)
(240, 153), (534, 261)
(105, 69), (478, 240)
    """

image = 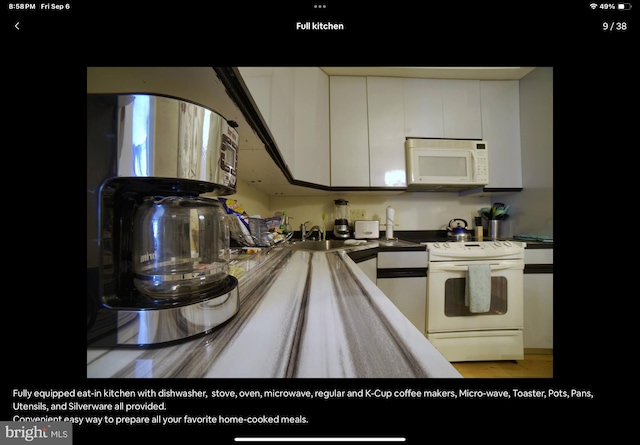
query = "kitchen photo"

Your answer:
(86, 66), (553, 379)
